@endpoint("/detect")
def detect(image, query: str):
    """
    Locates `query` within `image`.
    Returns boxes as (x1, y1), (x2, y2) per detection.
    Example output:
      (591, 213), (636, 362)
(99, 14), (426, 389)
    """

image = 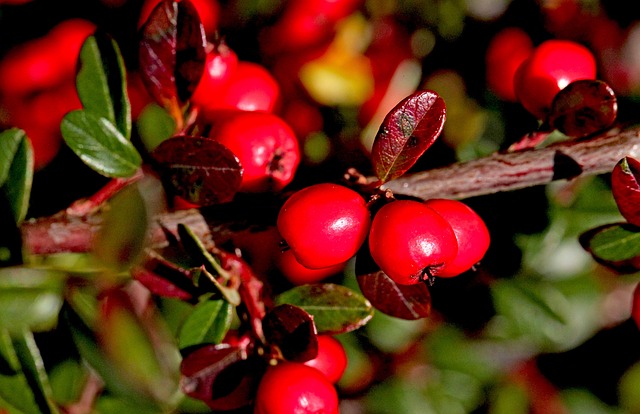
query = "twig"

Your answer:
(20, 127), (640, 255)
